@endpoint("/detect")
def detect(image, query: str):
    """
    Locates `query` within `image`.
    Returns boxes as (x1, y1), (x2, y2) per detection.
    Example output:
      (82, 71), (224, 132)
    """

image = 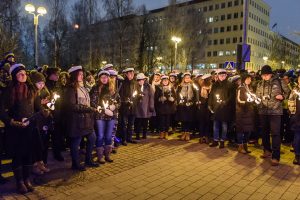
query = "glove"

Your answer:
(109, 104), (116, 111)
(168, 97), (174, 102)
(104, 109), (114, 117)
(10, 119), (28, 128)
(159, 96), (167, 102)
